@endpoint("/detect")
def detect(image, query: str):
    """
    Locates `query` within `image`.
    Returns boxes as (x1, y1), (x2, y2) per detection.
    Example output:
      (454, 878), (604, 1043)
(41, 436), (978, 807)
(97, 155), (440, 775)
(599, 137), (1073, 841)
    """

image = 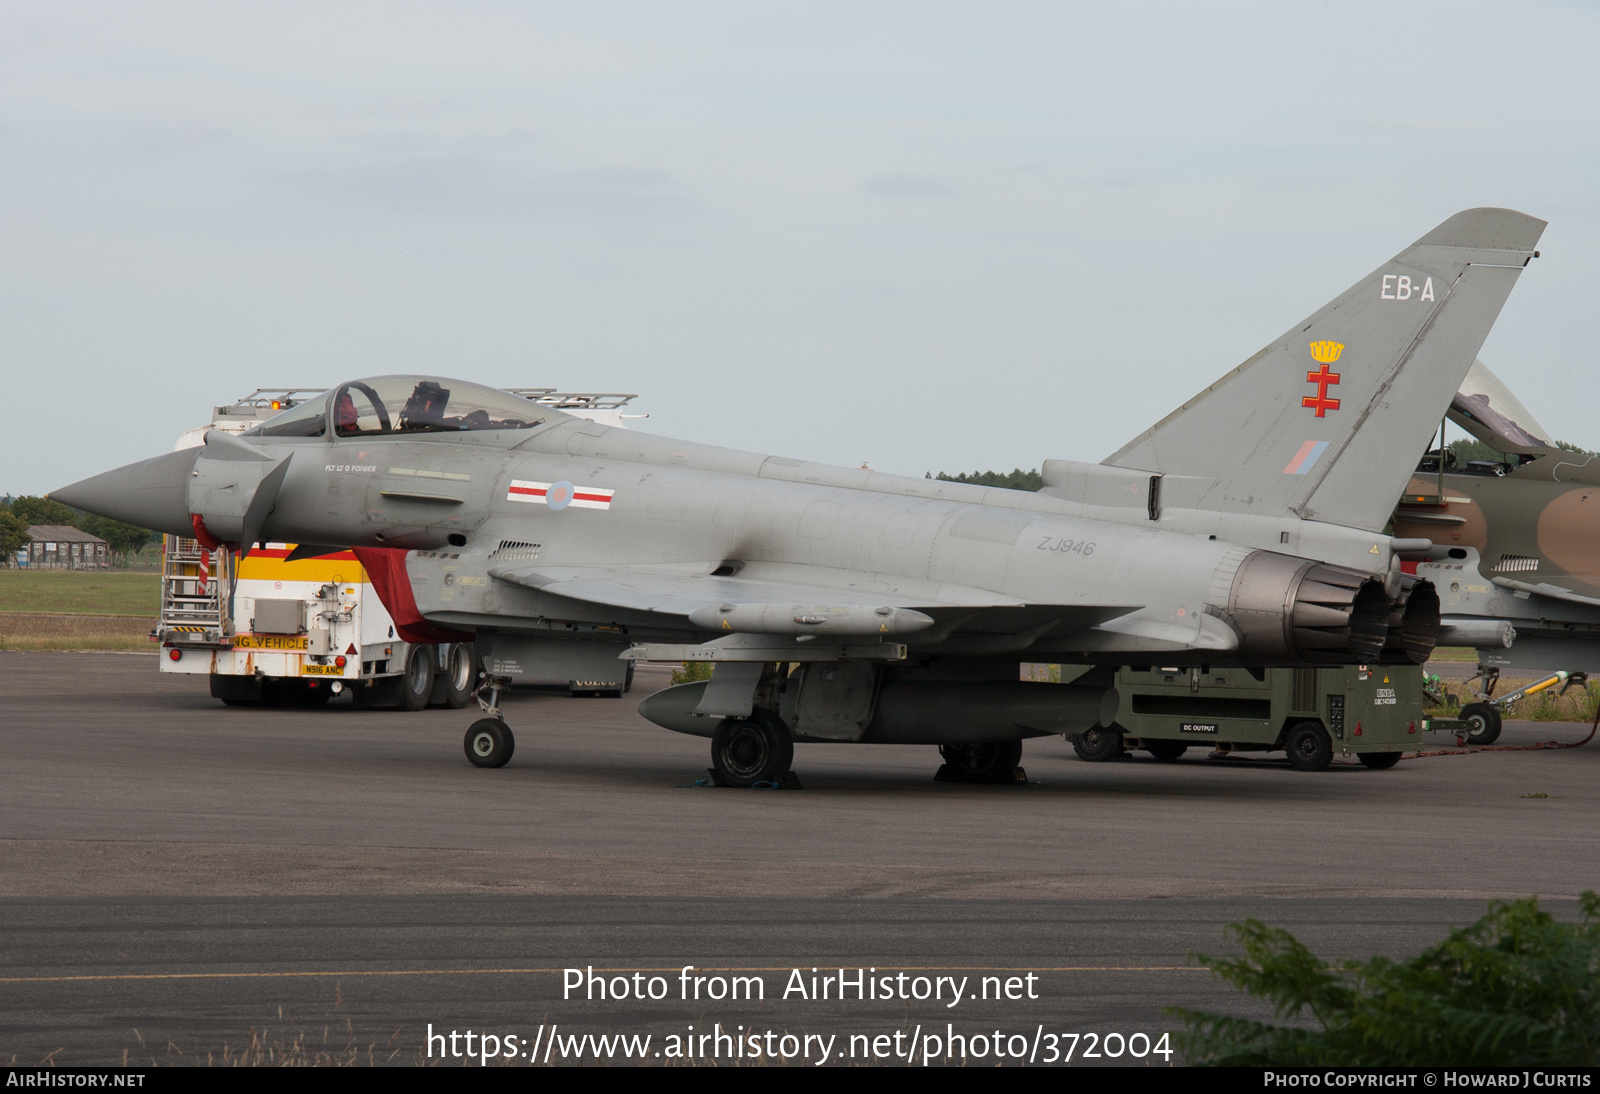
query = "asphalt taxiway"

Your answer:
(2, 653), (1595, 1065)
